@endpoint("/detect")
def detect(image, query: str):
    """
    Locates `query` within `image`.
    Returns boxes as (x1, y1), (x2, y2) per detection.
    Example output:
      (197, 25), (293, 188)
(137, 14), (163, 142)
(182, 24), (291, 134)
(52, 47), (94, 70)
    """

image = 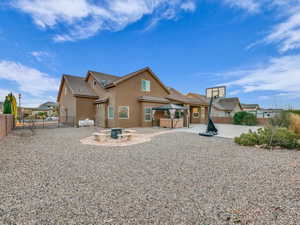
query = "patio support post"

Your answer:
(151, 109), (156, 127)
(169, 109), (176, 129)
